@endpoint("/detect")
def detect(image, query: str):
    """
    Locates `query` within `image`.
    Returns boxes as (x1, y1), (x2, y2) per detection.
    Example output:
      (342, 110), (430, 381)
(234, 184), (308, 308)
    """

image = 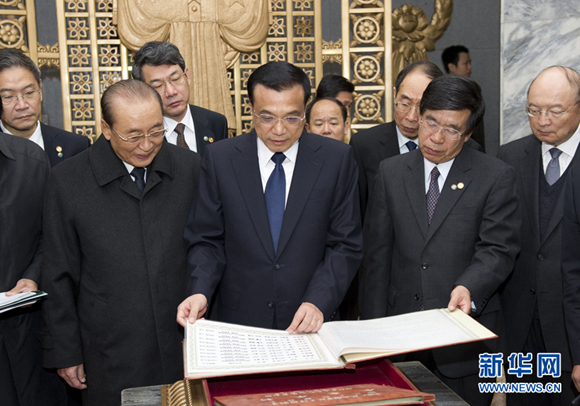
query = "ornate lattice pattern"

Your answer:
(57, 0), (130, 141)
